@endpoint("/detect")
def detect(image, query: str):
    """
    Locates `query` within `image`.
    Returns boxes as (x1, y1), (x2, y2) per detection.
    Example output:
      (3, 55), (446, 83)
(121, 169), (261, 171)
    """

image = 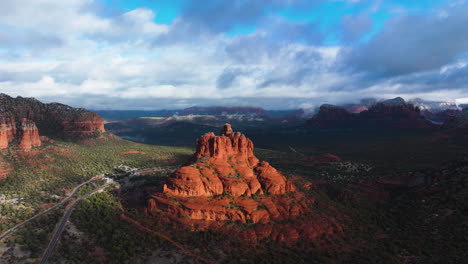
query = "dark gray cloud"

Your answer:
(153, 0), (322, 45)
(259, 49), (324, 88)
(390, 62), (468, 93)
(345, 2), (468, 77)
(341, 14), (373, 42)
(224, 18), (323, 64)
(180, 0), (319, 33)
(216, 67), (245, 89)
